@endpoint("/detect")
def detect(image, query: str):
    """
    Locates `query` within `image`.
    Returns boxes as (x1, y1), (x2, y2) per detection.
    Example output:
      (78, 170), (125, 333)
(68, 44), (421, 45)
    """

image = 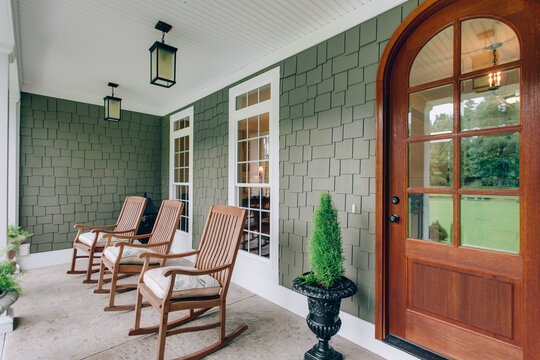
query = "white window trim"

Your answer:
(228, 67), (280, 284)
(169, 106), (194, 240)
